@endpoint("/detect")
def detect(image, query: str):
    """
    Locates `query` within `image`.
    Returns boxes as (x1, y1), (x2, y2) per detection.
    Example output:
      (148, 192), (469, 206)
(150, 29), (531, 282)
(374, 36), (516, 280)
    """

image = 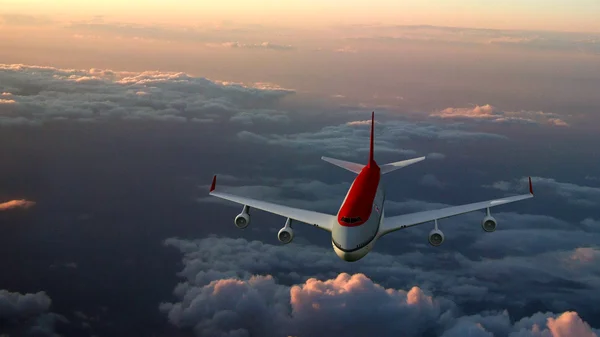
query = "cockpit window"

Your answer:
(341, 217), (362, 224)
